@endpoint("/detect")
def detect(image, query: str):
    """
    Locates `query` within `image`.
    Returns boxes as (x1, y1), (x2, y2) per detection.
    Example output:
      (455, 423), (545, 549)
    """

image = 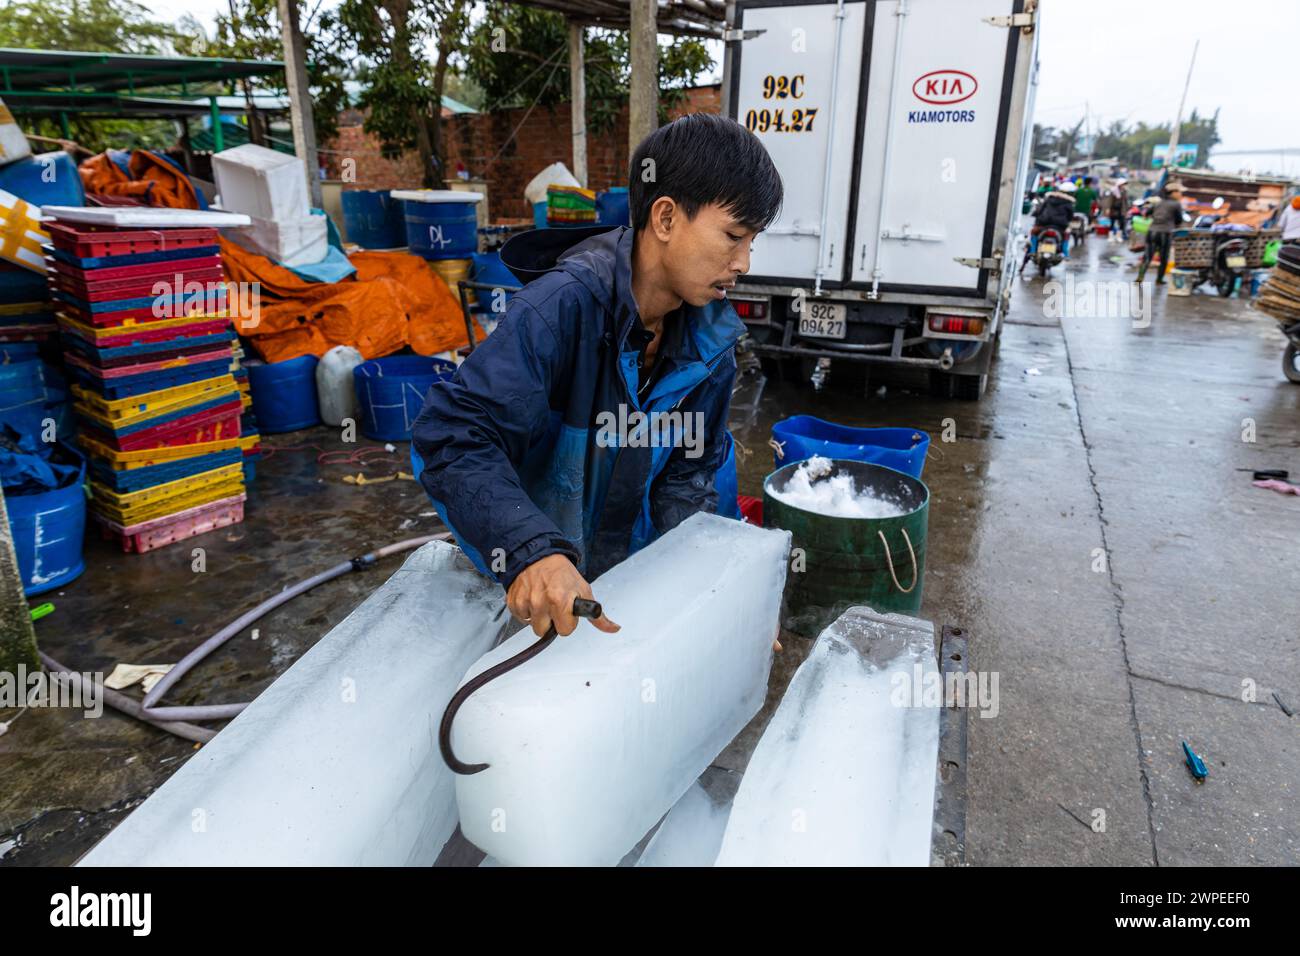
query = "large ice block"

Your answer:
(715, 607), (939, 866)
(79, 542), (508, 866)
(636, 780), (733, 867)
(452, 513), (792, 866)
